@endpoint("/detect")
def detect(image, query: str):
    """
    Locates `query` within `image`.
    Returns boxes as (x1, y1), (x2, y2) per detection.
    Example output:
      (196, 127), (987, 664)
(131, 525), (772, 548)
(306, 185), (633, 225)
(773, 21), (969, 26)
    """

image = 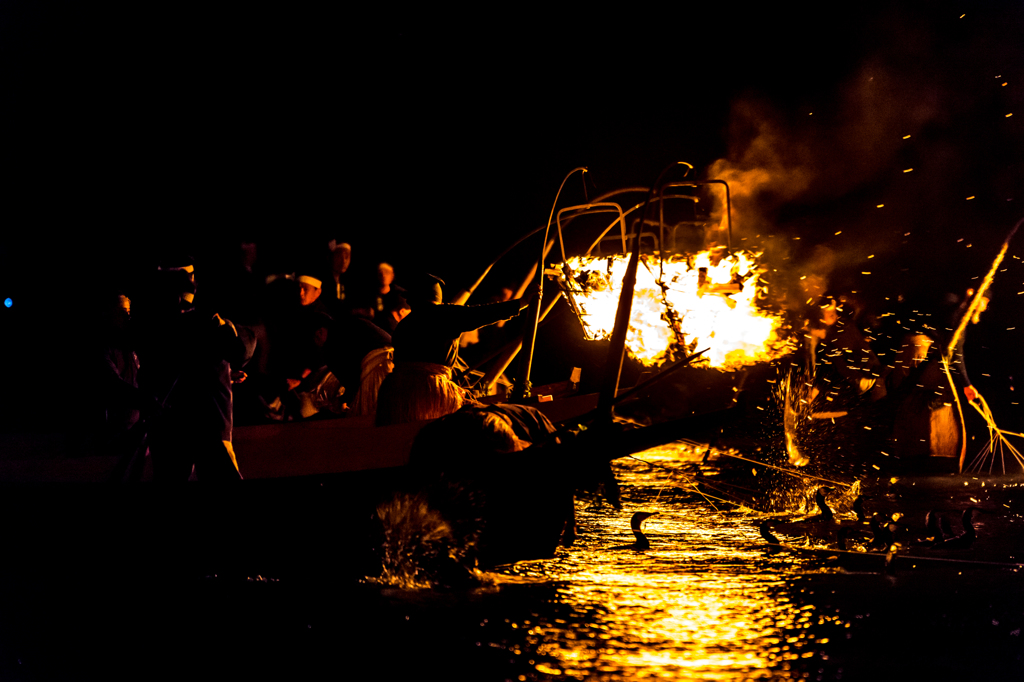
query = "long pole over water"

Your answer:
(943, 216), (1022, 471)
(596, 162), (692, 419)
(513, 167), (587, 400)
